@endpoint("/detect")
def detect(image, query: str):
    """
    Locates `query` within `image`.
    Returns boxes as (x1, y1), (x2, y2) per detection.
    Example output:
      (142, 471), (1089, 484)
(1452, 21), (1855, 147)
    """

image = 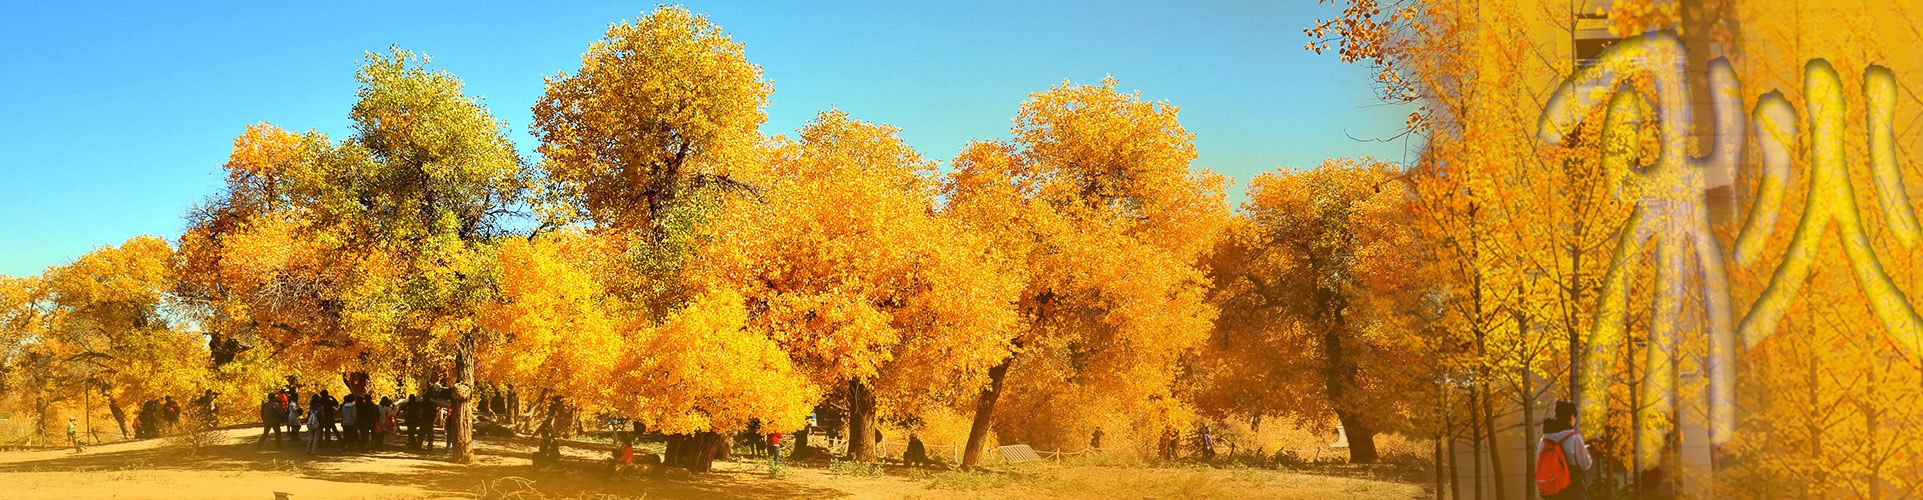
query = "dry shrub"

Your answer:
(160, 414), (225, 458)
